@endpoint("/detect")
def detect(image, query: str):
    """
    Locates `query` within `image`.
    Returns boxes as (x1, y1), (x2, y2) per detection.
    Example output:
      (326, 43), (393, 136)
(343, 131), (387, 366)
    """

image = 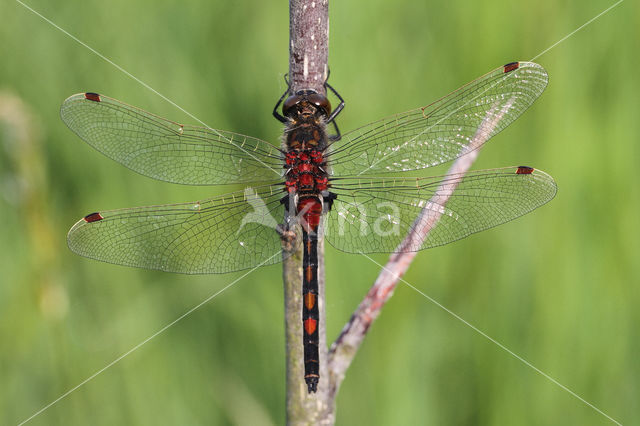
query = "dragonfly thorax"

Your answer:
(283, 91), (331, 196)
(284, 148), (329, 194)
